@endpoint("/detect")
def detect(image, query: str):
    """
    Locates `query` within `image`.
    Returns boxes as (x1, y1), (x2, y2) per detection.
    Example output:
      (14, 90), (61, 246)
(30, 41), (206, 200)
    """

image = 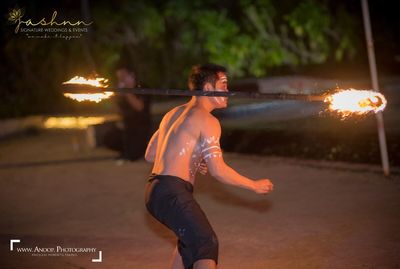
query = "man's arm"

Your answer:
(145, 129), (159, 163)
(200, 115), (273, 194)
